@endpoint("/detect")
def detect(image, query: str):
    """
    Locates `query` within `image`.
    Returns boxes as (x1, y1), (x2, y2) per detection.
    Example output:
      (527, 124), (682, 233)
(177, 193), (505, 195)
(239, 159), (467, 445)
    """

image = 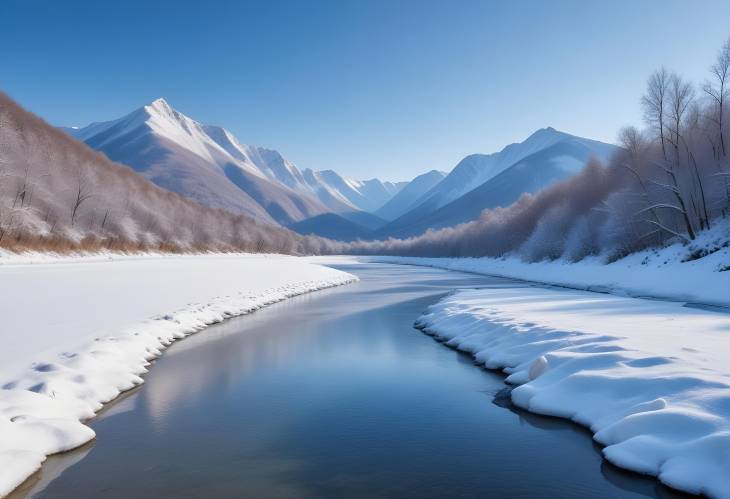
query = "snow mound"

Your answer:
(0, 255), (356, 497)
(416, 286), (730, 498)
